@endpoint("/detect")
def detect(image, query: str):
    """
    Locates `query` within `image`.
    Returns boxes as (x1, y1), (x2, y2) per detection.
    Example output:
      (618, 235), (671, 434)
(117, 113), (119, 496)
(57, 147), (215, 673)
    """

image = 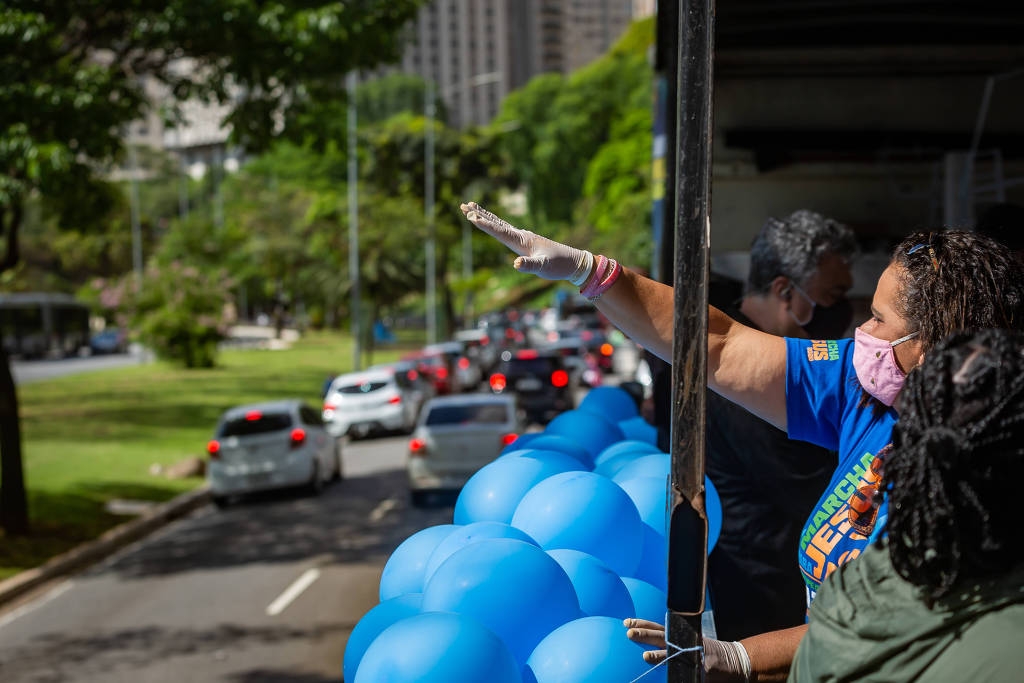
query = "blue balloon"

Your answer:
(621, 577), (667, 624)
(425, 521), (537, 581)
(379, 524), (458, 600)
(514, 434), (594, 468)
(617, 474), (722, 553)
(502, 432), (541, 453)
(707, 475), (722, 552)
(353, 611), (522, 683)
(422, 538), (581, 665)
(503, 448), (590, 473)
(512, 471), (644, 576)
(616, 475), (668, 536)
(455, 455), (581, 525)
(547, 549), (635, 619)
(617, 416), (659, 445)
(544, 410), (626, 459)
(524, 616), (666, 683)
(611, 453), (670, 483)
(579, 386), (639, 422)
(343, 593), (421, 683)
(593, 440), (661, 473)
(627, 523), (668, 592)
